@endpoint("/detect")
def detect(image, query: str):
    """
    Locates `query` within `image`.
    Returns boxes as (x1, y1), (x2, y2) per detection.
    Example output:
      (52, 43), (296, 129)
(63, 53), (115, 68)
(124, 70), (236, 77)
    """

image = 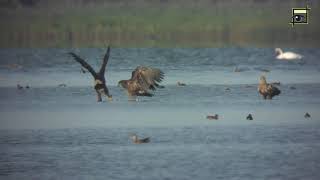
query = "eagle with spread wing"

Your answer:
(118, 66), (164, 97)
(258, 75), (281, 100)
(68, 46), (112, 102)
